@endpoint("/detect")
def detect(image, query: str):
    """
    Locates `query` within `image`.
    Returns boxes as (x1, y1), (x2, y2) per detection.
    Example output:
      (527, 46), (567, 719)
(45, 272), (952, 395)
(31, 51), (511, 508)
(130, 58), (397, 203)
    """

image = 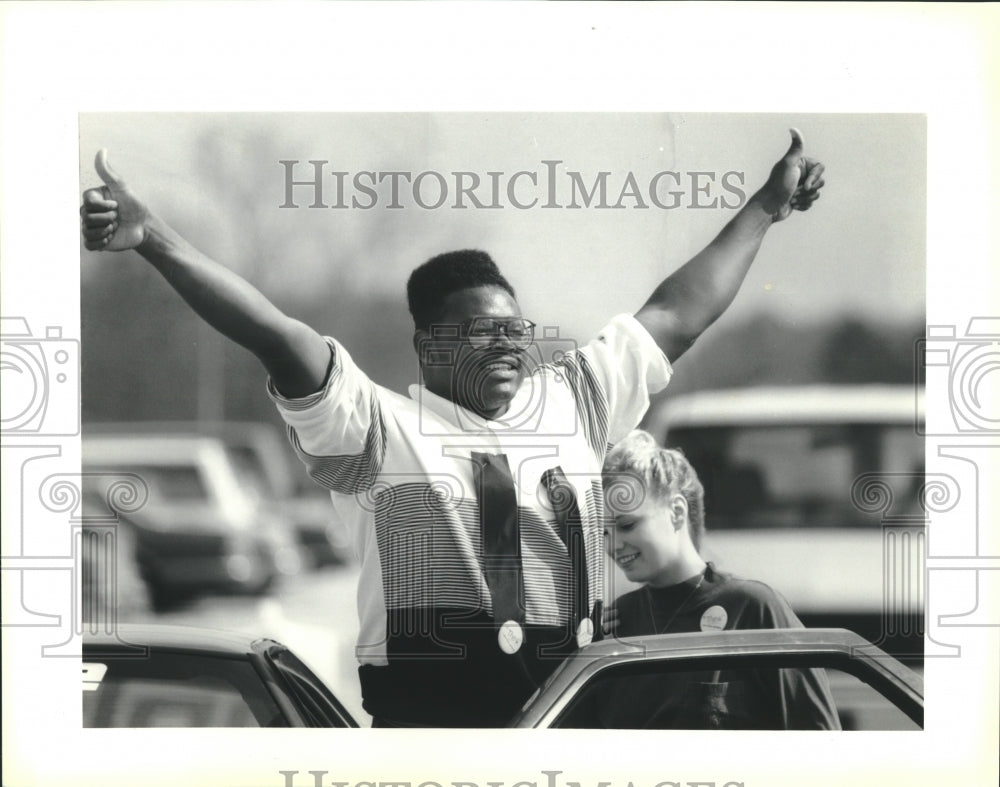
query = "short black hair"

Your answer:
(406, 249), (517, 331)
